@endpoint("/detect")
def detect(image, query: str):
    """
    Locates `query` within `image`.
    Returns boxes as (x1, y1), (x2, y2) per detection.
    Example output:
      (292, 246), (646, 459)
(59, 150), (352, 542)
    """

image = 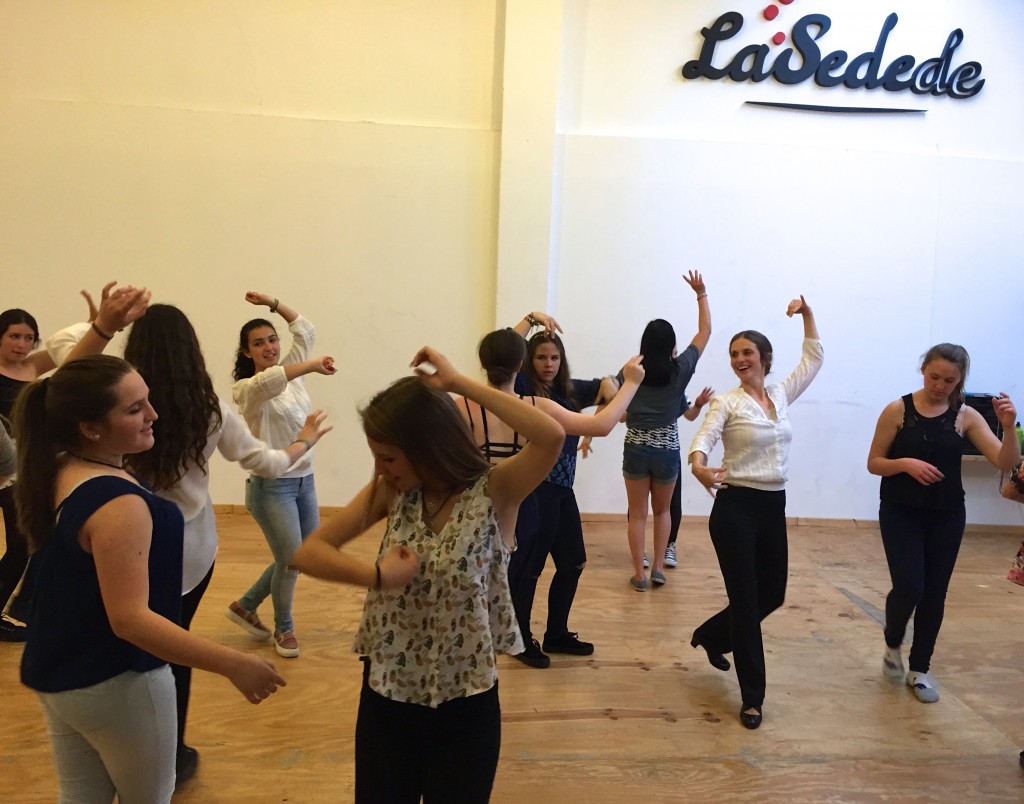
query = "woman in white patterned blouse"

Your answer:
(687, 296), (822, 731)
(292, 346), (564, 804)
